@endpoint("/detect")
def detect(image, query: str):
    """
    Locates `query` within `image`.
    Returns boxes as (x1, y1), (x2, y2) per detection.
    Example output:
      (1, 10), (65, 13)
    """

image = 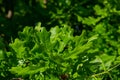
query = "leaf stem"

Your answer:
(91, 63), (120, 78)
